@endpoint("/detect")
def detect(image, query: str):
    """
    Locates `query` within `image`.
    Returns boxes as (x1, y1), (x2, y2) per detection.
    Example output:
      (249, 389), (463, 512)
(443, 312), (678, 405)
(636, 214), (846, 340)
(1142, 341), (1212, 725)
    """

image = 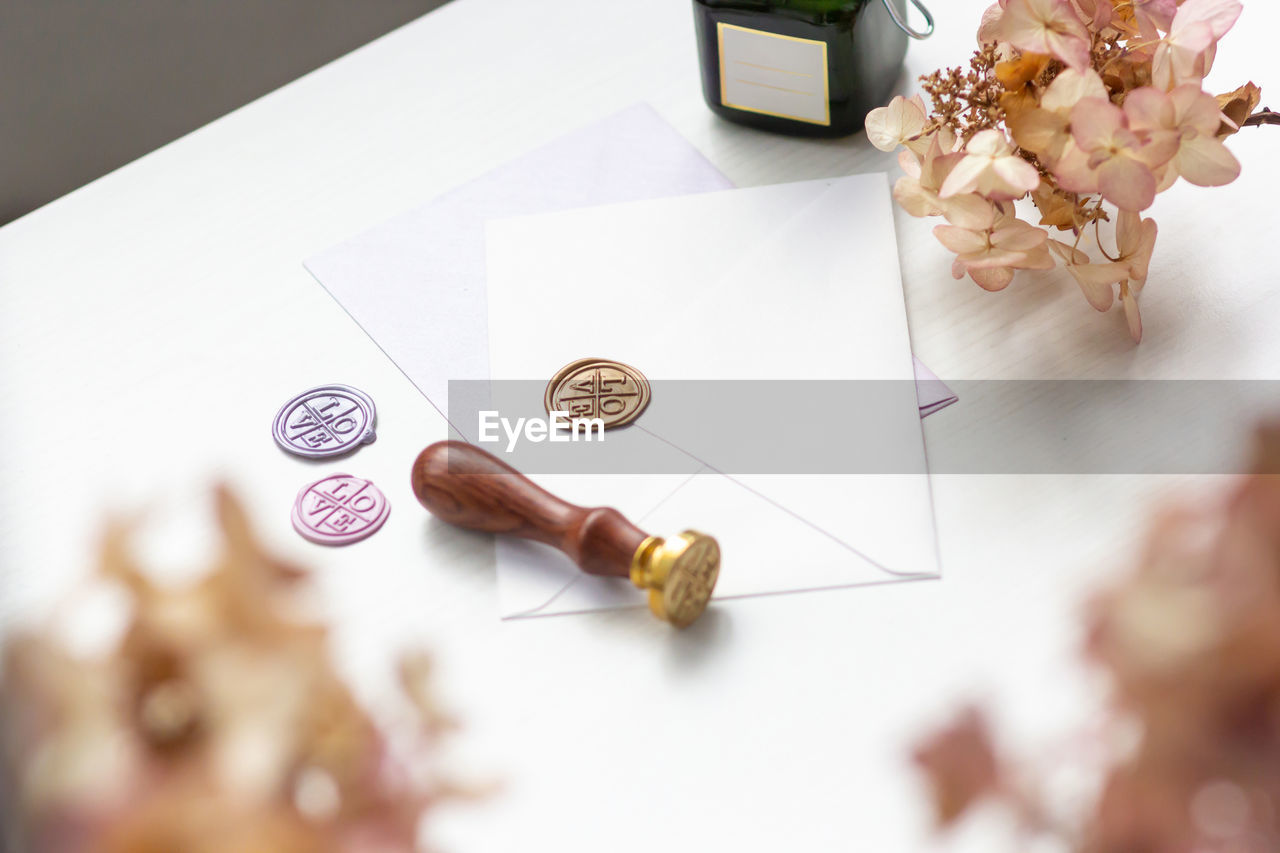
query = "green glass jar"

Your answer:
(692, 0), (933, 137)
